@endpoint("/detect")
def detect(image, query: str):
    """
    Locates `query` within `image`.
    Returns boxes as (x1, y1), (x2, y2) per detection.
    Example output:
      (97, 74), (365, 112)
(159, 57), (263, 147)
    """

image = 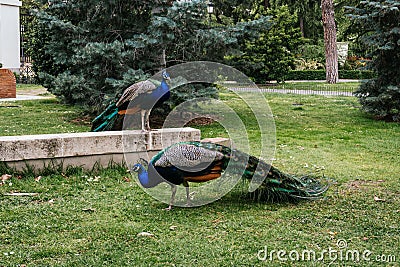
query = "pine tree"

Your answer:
(31, 0), (272, 113)
(225, 6), (304, 83)
(347, 1), (400, 121)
